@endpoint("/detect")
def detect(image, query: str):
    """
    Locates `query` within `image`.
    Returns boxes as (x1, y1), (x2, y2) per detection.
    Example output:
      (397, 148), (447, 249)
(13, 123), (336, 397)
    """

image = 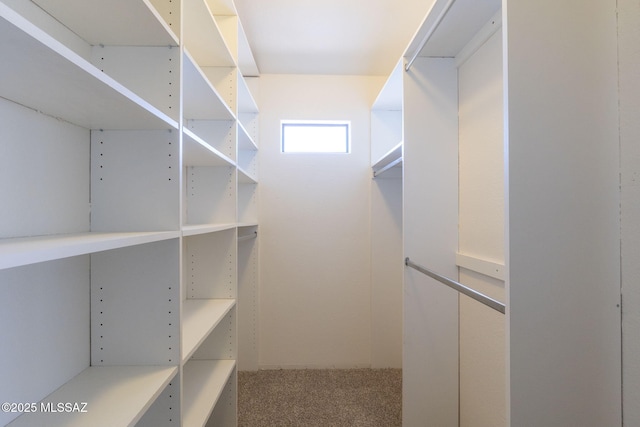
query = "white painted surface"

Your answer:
(234, 0), (435, 75)
(0, 257), (90, 426)
(90, 130), (181, 232)
(91, 240), (180, 366)
(0, 231), (179, 271)
(457, 26), (506, 427)
(458, 27), (504, 264)
(505, 1), (621, 425)
(403, 57), (459, 426)
(182, 299), (236, 362)
(0, 5), (176, 130)
(619, 0), (640, 424)
(370, 177), (402, 368)
(238, 228), (259, 370)
(0, 97), (89, 239)
(257, 74), (381, 368)
(456, 253), (504, 281)
(8, 366), (177, 427)
(183, 360), (236, 427)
